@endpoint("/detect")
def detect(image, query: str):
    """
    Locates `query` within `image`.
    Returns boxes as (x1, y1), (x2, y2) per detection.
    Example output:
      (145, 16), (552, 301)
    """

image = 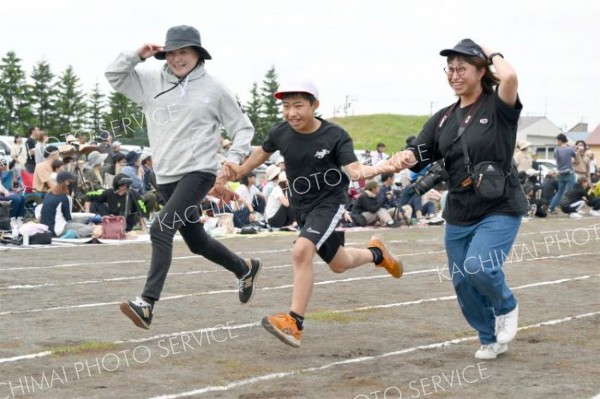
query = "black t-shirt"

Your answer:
(408, 91), (527, 225)
(88, 188), (143, 216)
(25, 138), (36, 166)
(563, 184), (587, 204)
(262, 118), (358, 212)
